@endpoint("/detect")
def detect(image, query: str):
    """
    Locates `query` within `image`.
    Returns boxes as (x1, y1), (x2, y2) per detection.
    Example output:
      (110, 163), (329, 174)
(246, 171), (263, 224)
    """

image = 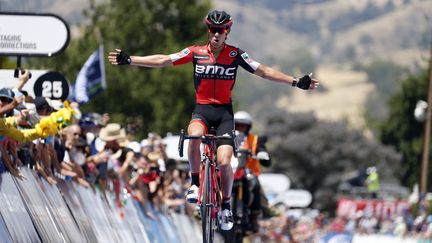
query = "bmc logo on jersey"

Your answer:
(229, 51), (237, 57)
(195, 64), (236, 76)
